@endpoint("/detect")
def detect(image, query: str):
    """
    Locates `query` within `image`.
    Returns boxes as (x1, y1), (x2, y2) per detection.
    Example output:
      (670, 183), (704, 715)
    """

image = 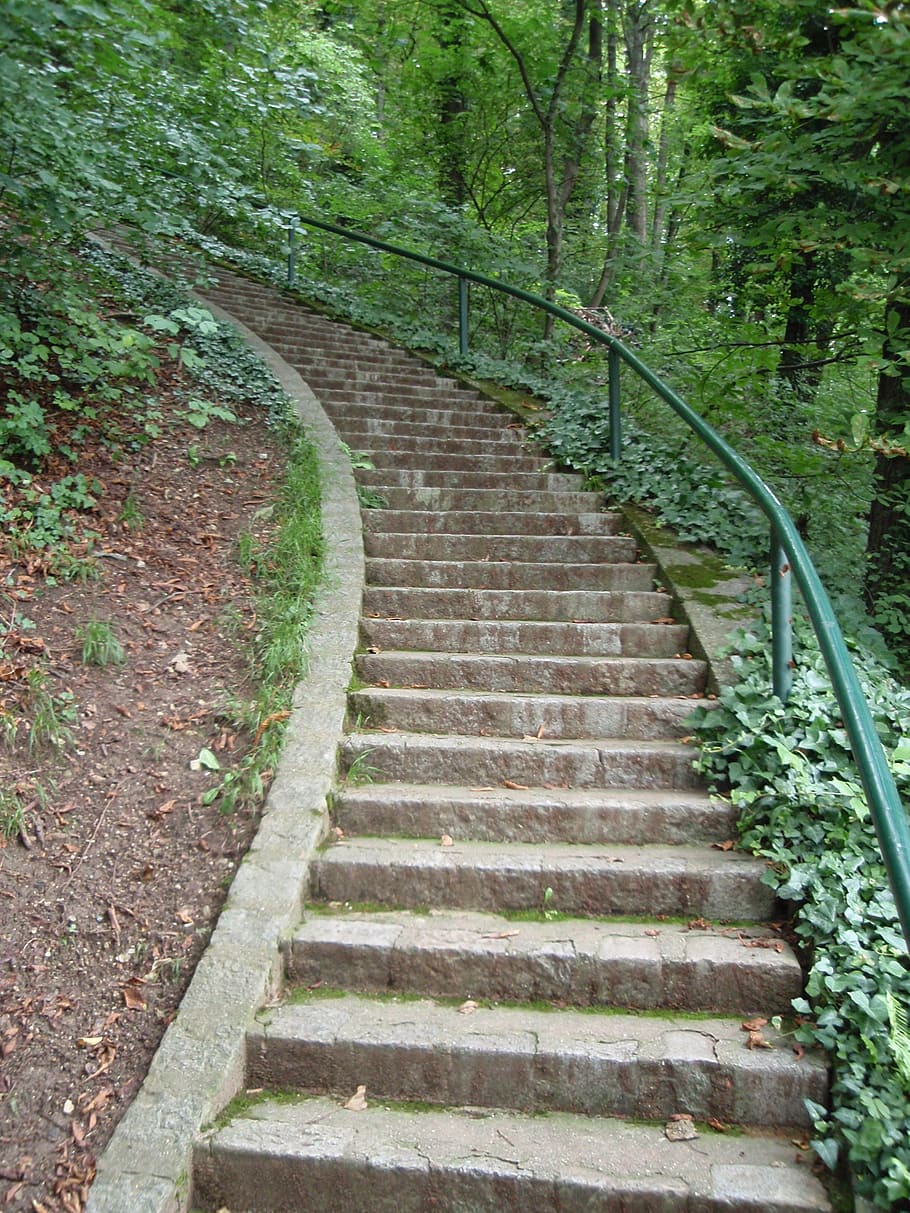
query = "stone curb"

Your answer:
(621, 505), (756, 695)
(85, 305), (364, 1213)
